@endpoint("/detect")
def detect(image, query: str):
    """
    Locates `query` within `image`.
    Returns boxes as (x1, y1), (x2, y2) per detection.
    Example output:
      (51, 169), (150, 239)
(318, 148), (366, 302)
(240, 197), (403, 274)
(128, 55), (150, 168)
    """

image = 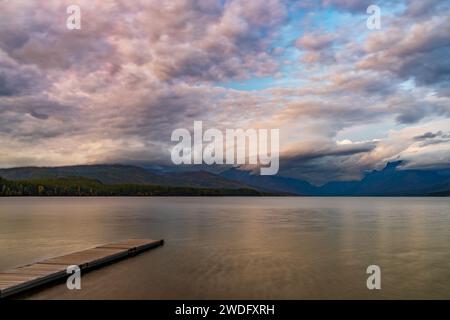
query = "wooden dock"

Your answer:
(0, 238), (164, 299)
